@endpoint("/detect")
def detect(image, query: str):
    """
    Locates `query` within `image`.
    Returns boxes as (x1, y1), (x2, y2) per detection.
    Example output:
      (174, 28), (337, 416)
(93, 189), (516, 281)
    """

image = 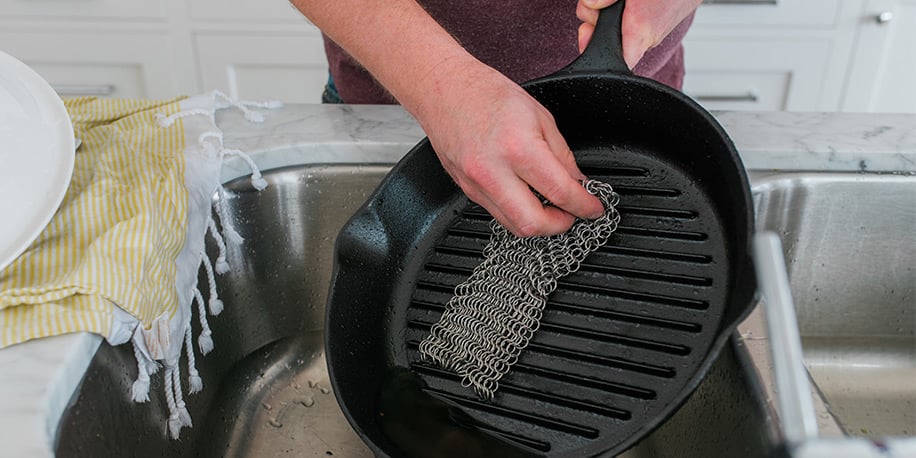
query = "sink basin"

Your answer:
(53, 164), (914, 456)
(54, 162), (776, 457)
(752, 172), (916, 440)
(55, 164), (390, 458)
